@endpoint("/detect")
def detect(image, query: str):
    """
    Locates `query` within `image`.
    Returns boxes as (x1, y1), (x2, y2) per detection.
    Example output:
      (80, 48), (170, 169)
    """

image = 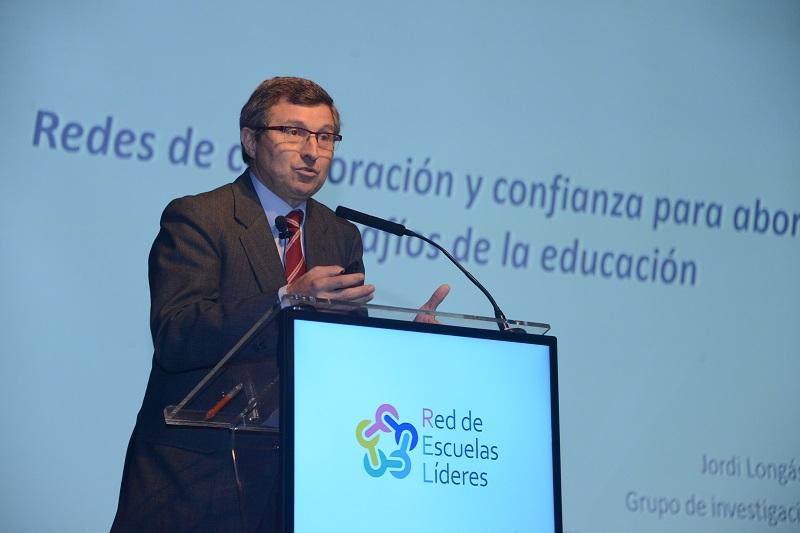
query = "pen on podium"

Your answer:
(204, 383), (243, 421)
